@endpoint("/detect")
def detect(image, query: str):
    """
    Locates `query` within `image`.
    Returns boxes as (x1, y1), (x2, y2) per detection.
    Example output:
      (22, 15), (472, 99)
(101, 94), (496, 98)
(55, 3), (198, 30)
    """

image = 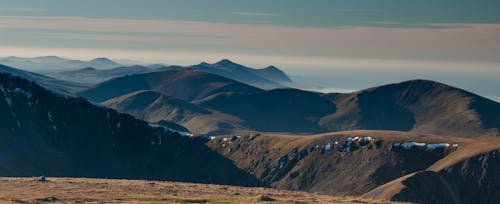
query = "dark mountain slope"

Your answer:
(102, 90), (248, 135)
(78, 68), (263, 103)
(0, 72), (258, 186)
(0, 64), (89, 93)
(321, 79), (500, 137)
(197, 88), (336, 133)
